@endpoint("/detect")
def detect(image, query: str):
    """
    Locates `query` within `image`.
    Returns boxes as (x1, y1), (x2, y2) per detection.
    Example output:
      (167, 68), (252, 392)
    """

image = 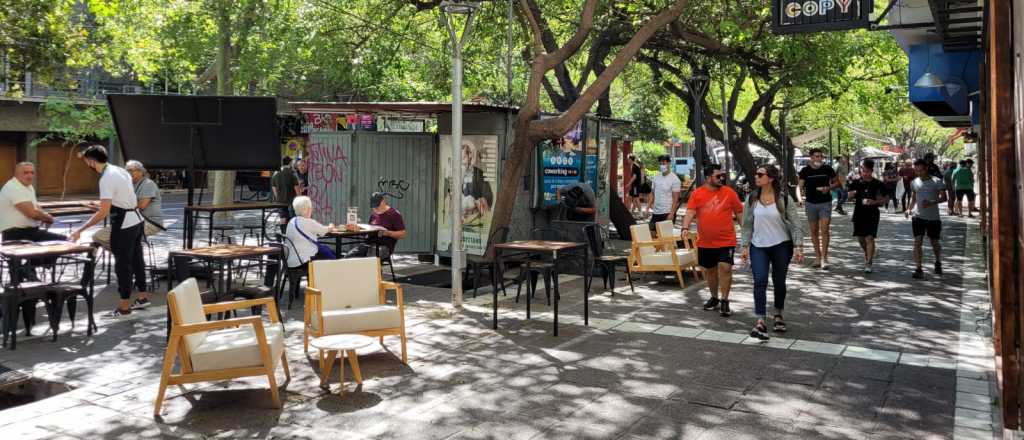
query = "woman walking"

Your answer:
(740, 165), (805, 340)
